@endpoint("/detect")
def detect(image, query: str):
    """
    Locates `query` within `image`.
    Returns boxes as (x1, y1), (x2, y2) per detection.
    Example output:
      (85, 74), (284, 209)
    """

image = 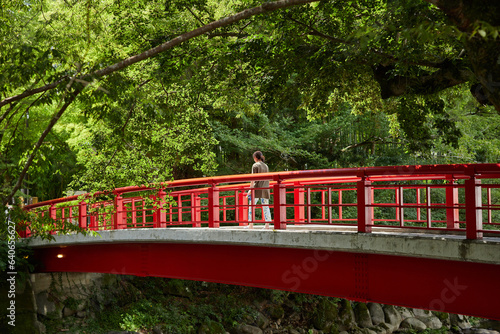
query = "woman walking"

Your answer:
(247, 151), (272, 229)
